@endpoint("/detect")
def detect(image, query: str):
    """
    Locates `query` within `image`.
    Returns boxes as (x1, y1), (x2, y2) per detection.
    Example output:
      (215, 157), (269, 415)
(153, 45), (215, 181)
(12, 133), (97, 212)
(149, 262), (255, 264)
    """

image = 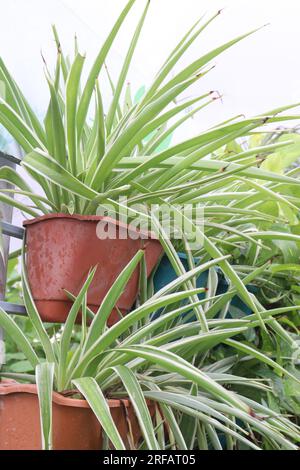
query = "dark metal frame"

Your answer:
(2, 221), (24, 240)
(0, 151), (27, 316)
(0, 151), (21, 166)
